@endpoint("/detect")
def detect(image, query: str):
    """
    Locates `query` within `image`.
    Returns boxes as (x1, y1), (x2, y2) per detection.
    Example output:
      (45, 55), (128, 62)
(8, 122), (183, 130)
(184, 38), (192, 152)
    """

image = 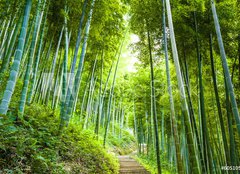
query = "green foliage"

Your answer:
(106, 124), (136, 155)
(60, 127), (119, 174)
(0, 104), (119, 173)
(1, 0), (240, 173)
(0, 72), (24, 112)
(135, 152), (176, 174)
